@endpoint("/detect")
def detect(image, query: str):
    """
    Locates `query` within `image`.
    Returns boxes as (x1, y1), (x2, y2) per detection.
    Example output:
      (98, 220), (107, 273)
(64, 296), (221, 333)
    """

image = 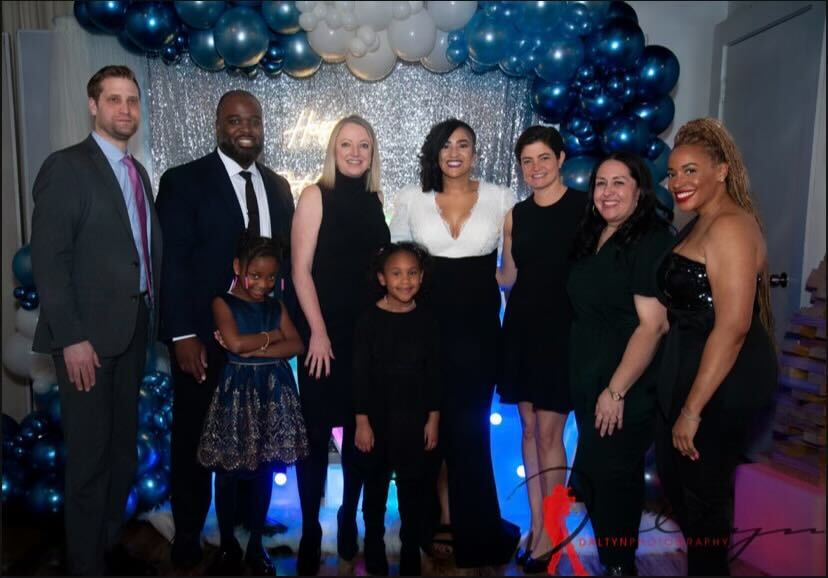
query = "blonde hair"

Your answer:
(318, 115), (381, 193)
(674, 118), (773, 336)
